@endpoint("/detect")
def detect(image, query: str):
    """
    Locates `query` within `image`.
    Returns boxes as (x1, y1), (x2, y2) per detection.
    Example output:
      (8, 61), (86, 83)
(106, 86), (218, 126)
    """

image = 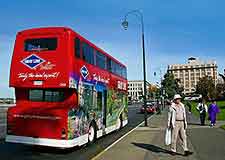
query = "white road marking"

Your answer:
(91, 114), (155, 160)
